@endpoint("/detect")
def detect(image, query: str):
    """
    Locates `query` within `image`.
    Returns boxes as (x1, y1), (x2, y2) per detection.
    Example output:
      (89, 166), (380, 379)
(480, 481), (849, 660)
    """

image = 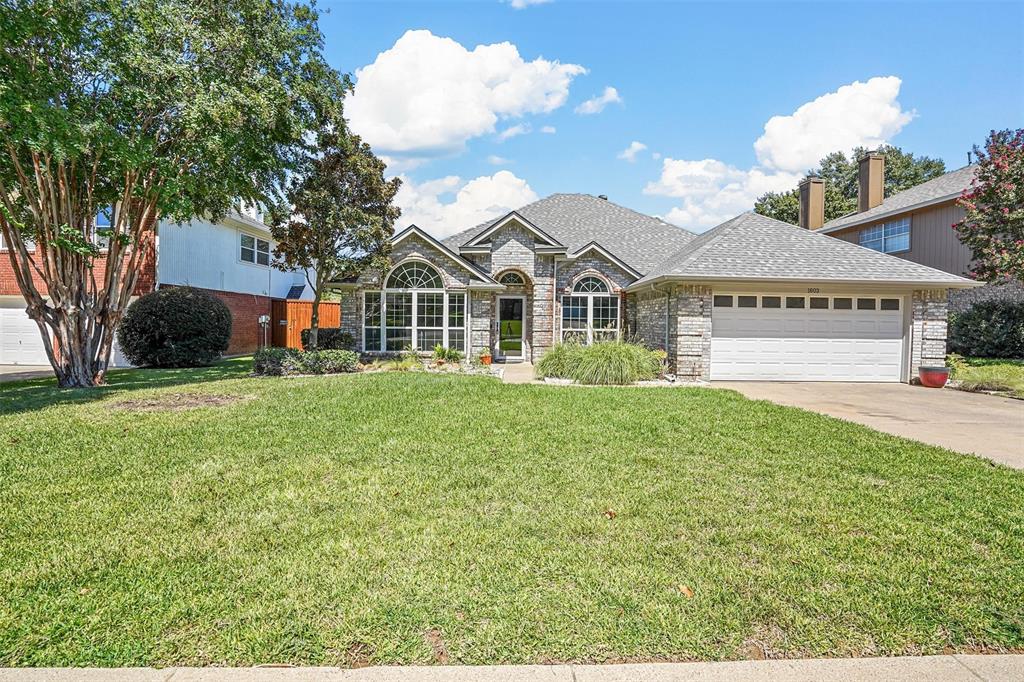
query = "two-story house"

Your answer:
(0, 209), (310, 366)
(799, 153), (1023, 311)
